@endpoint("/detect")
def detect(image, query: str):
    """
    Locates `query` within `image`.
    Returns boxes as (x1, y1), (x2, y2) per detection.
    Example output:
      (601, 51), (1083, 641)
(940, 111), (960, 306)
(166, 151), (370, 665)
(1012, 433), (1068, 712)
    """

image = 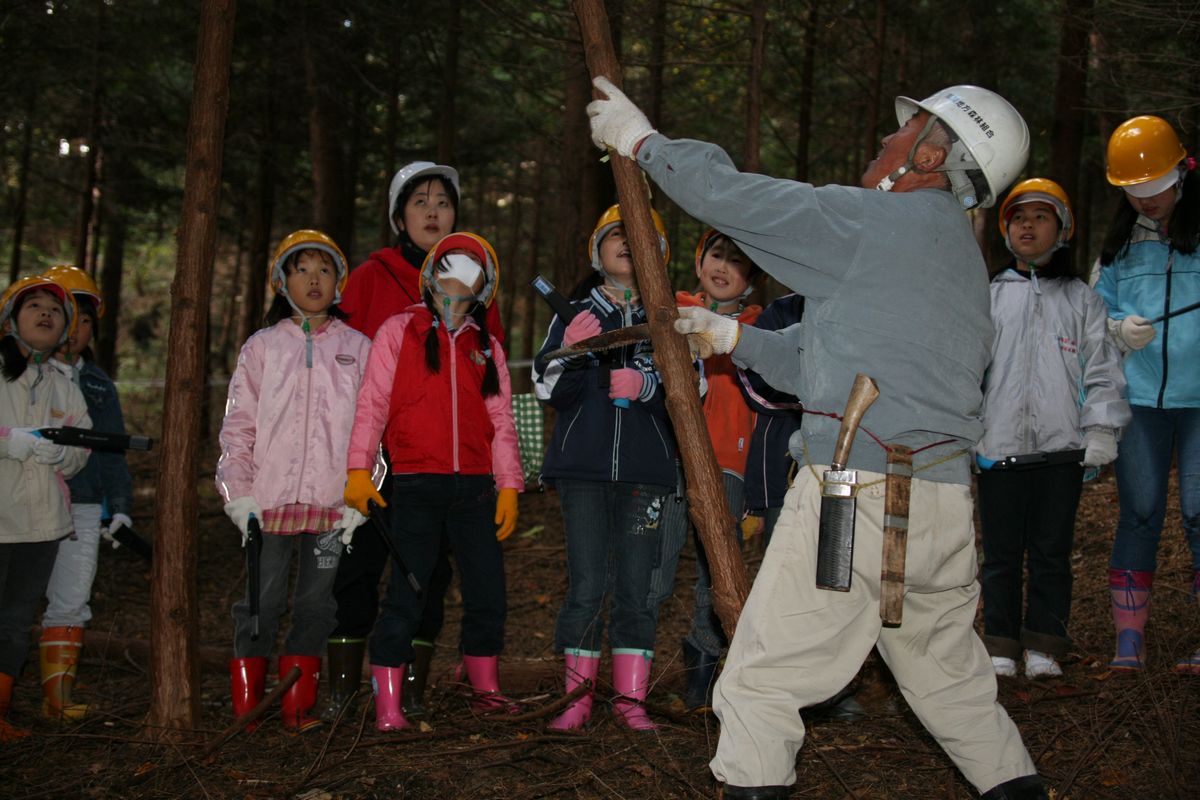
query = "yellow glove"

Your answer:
(740, 513), (764, 541)
(344, 469), (386, 516)
(495, 488), (519, 541)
